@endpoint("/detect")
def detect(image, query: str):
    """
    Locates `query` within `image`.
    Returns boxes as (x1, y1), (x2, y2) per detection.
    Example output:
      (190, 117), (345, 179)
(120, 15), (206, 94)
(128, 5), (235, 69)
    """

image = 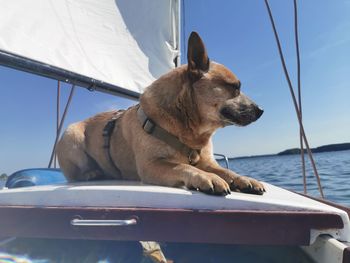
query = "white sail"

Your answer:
(0, 0), (180, 96)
